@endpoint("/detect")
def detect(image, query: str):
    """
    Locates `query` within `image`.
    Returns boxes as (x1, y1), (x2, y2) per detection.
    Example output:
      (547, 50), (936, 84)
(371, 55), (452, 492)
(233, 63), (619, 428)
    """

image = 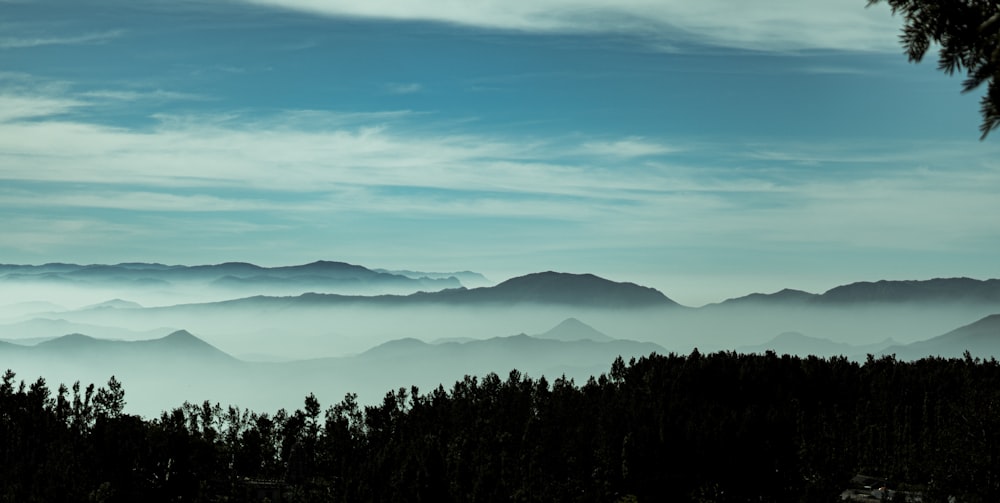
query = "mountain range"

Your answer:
(737, 332), (900, 359)
(0, 318), (665, 417)
(0, 329), (235, 365)
(716, 278), (1000, 306)
(881, 314), (1000, 360)
(5, 260), (999, 310)
(168, 271), (678, 309)
(0, 260), (465, 294)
